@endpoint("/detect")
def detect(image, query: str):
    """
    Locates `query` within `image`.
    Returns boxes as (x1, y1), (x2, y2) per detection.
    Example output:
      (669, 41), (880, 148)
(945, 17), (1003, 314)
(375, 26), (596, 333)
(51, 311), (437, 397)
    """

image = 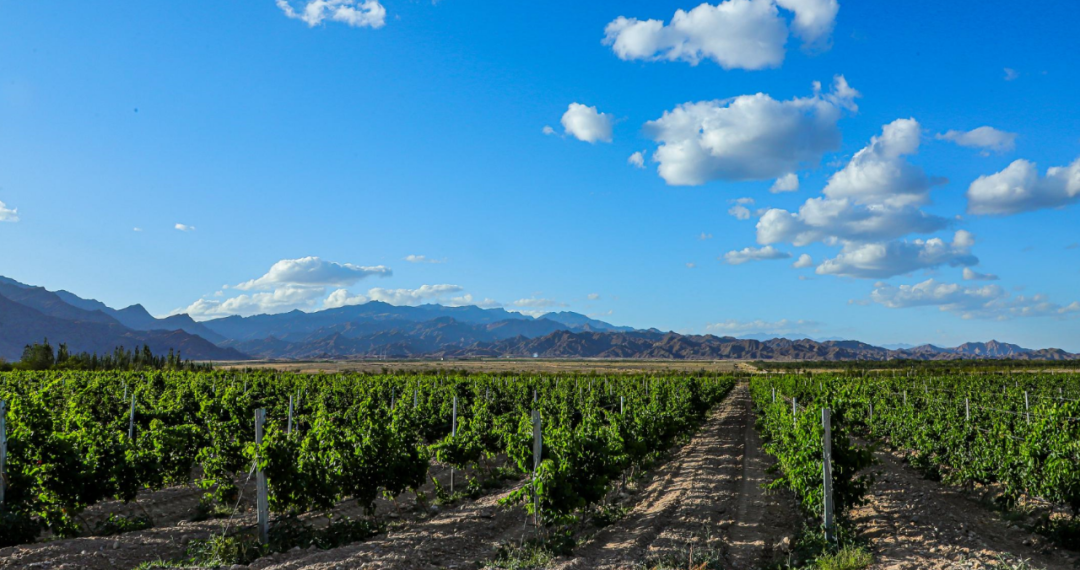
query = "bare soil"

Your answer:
(855, 447), (1080, 570)
(551, 384), (800, 570)
(213, 359), (751, 375)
